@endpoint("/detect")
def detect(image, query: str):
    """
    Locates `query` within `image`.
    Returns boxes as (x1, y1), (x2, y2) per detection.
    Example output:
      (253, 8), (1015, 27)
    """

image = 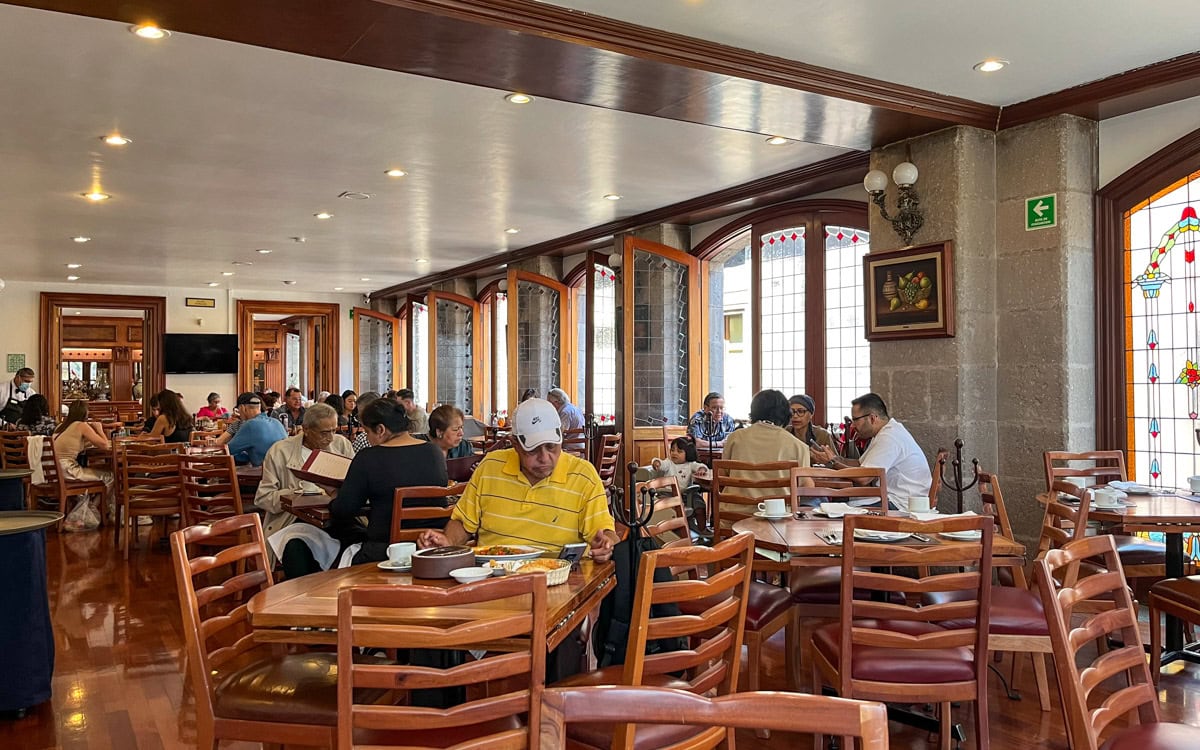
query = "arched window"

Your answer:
(696, 200), (871, 424)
